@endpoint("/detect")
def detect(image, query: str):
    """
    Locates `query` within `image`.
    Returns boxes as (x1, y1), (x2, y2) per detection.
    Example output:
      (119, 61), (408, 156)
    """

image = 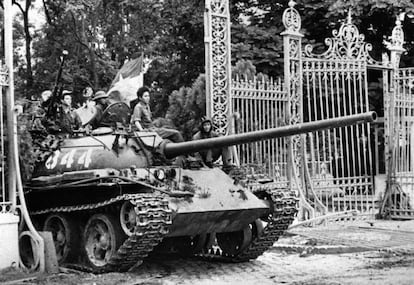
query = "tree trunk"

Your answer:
(23, 7), (33, 89)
